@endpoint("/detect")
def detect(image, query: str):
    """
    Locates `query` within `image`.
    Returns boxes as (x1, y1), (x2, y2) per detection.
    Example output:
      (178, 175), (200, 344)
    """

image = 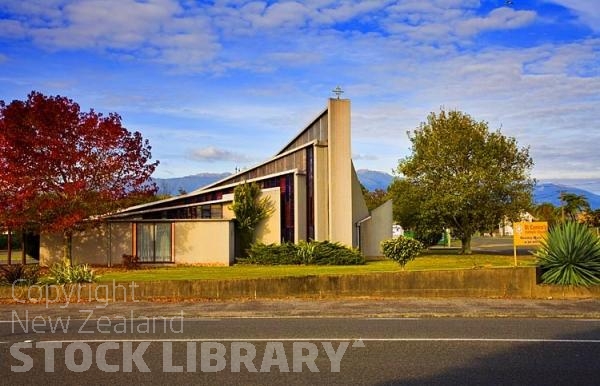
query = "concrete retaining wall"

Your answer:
(3, 267), (600, 302)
